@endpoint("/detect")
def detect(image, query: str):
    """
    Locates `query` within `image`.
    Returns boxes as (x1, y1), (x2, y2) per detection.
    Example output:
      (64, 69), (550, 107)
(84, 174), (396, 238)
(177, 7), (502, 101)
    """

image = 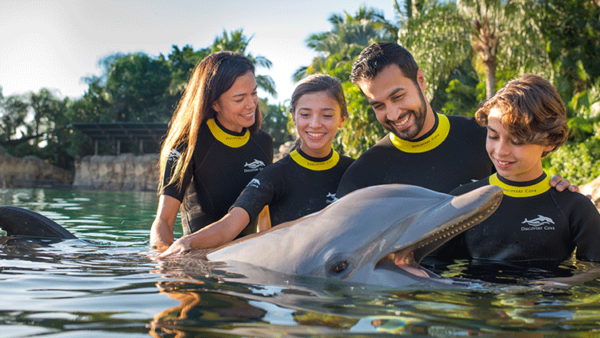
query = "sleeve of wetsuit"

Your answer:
(569, 194), (600, 262)
(335, 161), (368, 198)
(230, 165), (280, 222)
(161, 146), (194, 202)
